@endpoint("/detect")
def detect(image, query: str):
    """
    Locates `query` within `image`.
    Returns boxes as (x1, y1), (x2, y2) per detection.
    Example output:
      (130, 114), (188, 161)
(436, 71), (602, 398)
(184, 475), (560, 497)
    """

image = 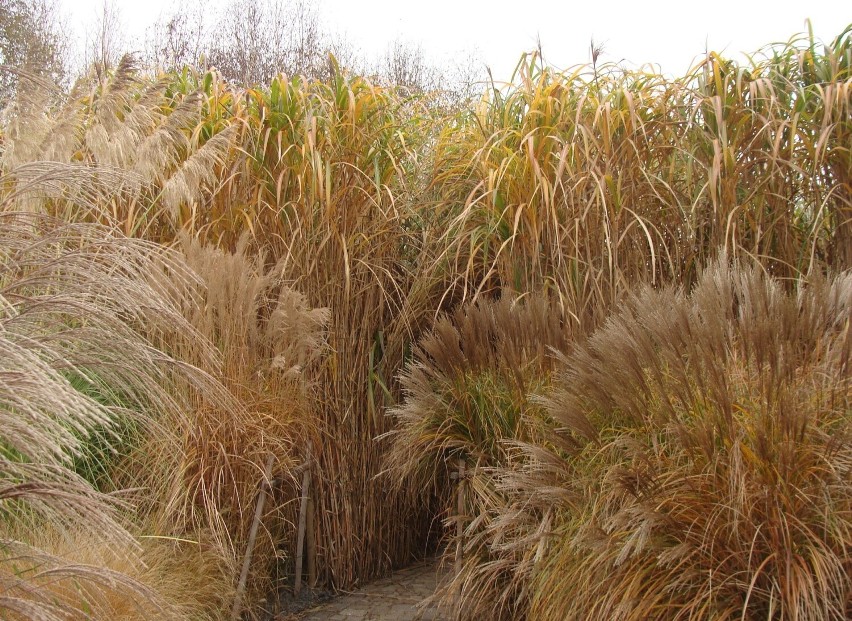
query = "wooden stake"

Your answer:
(231, 453), (275, 621)
(294, 447), (312, 595)
(306, 493), (316, 588)
(454, 458), (466, 576)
